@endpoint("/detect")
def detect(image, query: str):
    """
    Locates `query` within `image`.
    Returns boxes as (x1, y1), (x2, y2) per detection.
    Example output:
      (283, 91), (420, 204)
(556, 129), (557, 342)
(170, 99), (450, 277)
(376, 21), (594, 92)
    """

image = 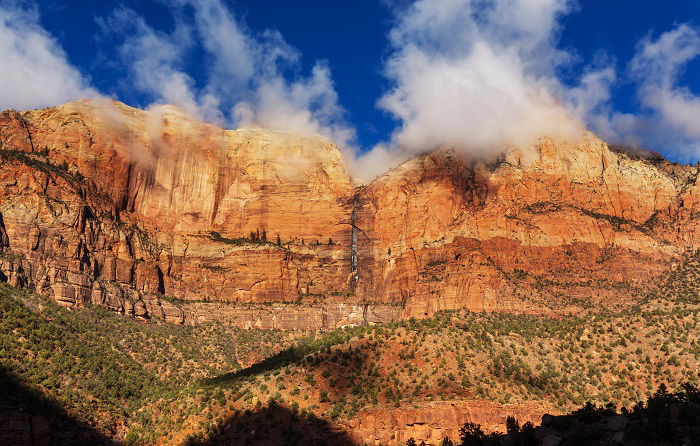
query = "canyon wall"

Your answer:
(1, 100), (699, 327)
(354, 136), (700, 317)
